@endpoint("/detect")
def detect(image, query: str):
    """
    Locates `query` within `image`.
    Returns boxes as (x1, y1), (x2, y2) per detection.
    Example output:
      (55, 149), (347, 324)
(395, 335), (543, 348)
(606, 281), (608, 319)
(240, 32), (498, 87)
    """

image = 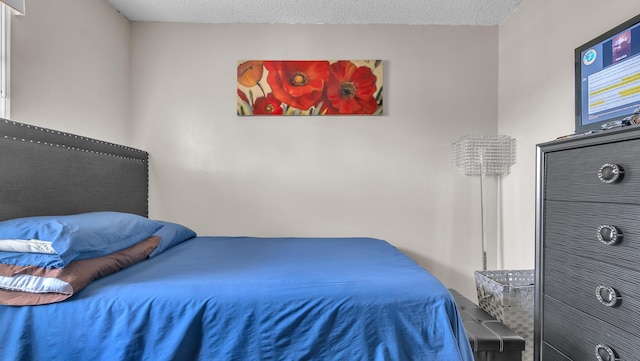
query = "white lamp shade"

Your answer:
(452, 135), (516, 176)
